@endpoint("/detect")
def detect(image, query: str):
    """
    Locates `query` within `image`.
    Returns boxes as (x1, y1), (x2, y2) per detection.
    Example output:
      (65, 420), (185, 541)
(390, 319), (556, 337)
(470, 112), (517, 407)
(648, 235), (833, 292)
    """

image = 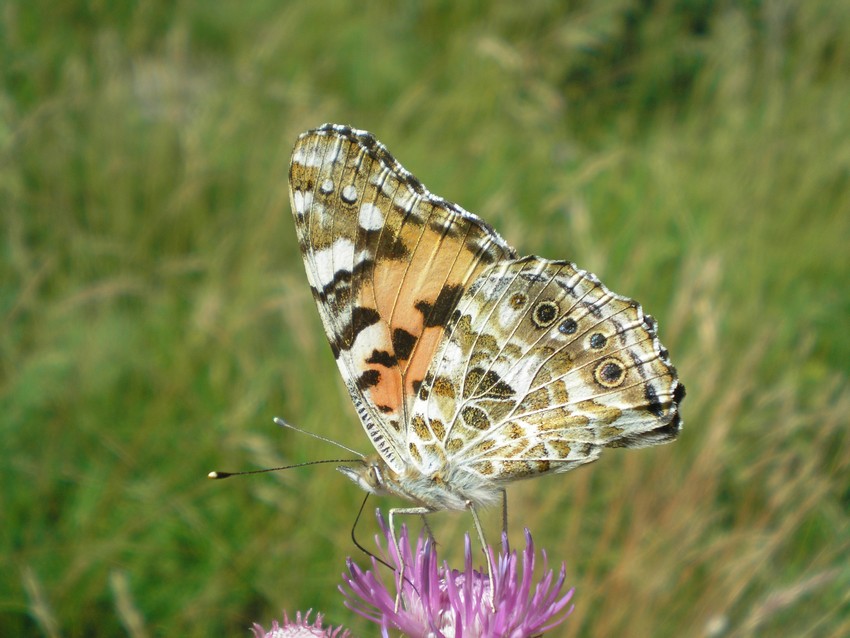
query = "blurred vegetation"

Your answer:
(2, 0), (848, 636)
